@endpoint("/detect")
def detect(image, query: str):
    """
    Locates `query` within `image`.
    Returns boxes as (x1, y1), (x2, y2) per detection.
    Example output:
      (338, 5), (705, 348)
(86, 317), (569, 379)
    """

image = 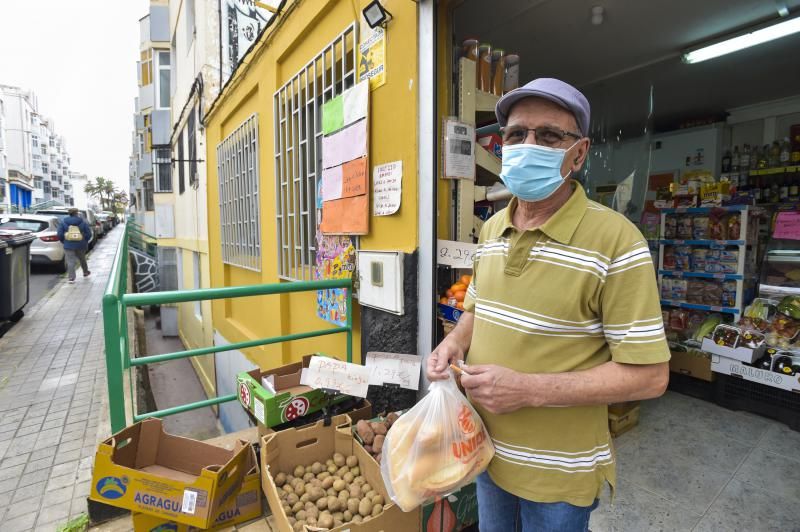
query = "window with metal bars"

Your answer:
(154, 147), (172, 192)
(273, 23), (357, 281)
(216, 113), (260, 271)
